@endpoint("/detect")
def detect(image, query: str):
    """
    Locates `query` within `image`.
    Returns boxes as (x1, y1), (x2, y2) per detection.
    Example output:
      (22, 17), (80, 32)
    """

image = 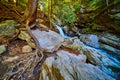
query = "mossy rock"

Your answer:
(0, 20), (17, 36)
